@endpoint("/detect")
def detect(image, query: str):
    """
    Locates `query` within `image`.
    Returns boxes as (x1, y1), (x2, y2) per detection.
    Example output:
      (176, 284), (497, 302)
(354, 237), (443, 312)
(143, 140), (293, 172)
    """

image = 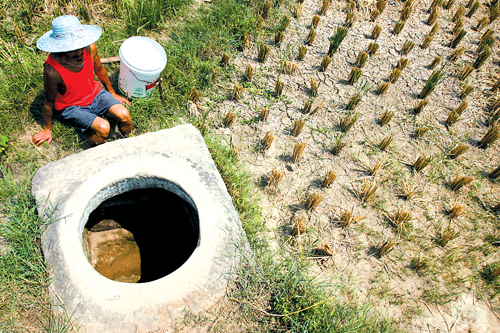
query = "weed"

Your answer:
(371, 25), (382, 39)
(320, 0), (330, 15)
(452, 19), (463, 35)
(284, 61), (298, 75)
(401, 6), (413, 21)
(401, 40), (415, 55)
(339, 210), (354, 228)
(292, 142), (307, 163)
(491, 2), (500, 22)
(221, 52), (230, 67)
(348, 67), (362, 84)
(429, 56), (441, 70)
(345, 11), (357, 28)
(413, 156), (431, 172)
(450, 48), (464, 62)
(262, 132), (275, 150)
(448, 143), (470, 159)
(449, 175), (473, 191)
(451, 29), (467, 48)
(310, 77), (319, 97)
(260, 107), (270, 121)
(379, 135), (393, 151)
(447, 203), (466, 218)
(275, 31), (285, 46)
(473, 46), (491, 69)
(242, 32), (250, 51)
(437, 227), (459, 246)
(491, 77), (500, 92)
(359, 158), (384, 175)
(370, 8), (381, 21)
(367, 42), (380, 56)
(445, 0), (456, 10)
(323, 170), (337, 188)
(465, 0), (480, 18)
(303, 98), (314, 114)
(377, 240), (395, 257)
(421, 35), (433, 49)
(389, 208), (414, 228)
(305, 28), (317, 45)
(293, 3), (303, 18)
(355, 51), (369, 68)
(429, 0), (442, 11)
(397, 58), (410, 70)
(427, 8), (440, 25)
(257, 15), (264, 29)
(452, 5), (465, 22)
(489, 165), (500, 179)
(291, 119), (306, 137)
(224, 111), (236, 127)
(262, 0), (272, 19)
(478, 125), (500, 148)
(420, 68), (445, 98)
(380, 110), (394, 126)
(389, 68), (402, 83)
(232, 84), (244, 101)
(312, 15), (320, 29)
(298, 45), (308, 60)
(332, 138), (348, 155)
(411, 257), (429, 273)
(459, 64), (474, 81)
(320, 54), (332, 72)
(258, 44), (270, 63)
(291, 212), (306, 236)
(414, 127), (429, 138)
(490, 109), (500, 125)
(476, 16), (490, 30)
(245, 65), (254, 81)
(278, 15), (291, 32)
(413, 99), (429, 114)
(305, 192), (324, 210)
(357, 182), (378, 202)
(483, 263), (500, 282)
(275, 78), (284, 96)
(461, 84), (474, 98)
(328, 26), (349, 55)
(378, 82), (391, 95)
(340, 113), (359, 132)
(377, 0), (387, 13)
